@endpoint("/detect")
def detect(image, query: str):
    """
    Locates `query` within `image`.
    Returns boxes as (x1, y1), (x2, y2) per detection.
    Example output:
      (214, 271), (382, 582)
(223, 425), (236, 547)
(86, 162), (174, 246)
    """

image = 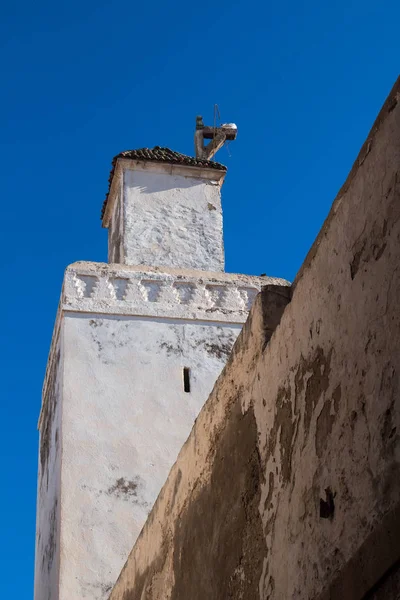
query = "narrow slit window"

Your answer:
(183, 367), (191, 393)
